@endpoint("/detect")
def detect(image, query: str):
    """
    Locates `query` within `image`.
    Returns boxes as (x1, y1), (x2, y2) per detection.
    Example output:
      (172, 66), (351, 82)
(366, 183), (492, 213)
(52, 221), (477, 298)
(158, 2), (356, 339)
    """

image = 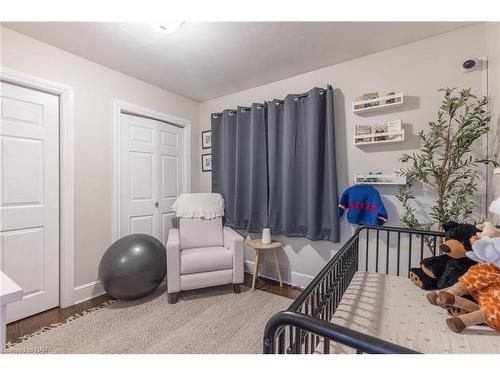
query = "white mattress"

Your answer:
(316, 271), (500, 354)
